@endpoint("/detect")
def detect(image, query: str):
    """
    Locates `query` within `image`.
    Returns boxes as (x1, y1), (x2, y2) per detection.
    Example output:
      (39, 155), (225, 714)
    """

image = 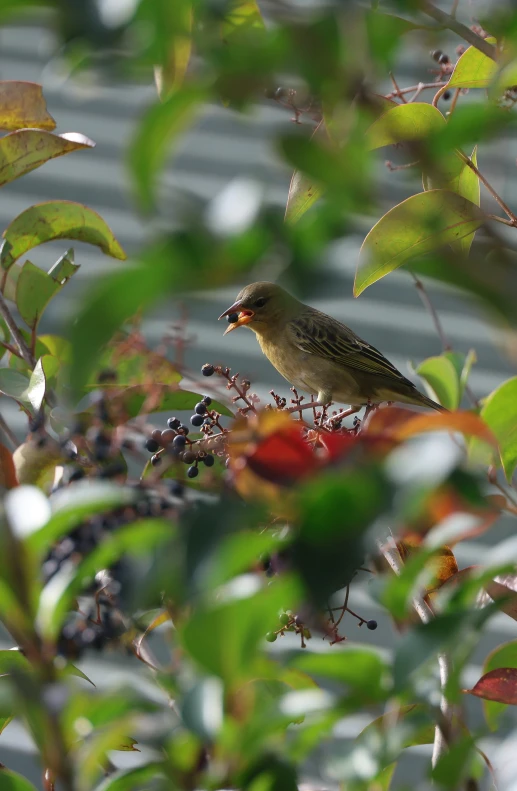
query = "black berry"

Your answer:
(183, 450), (196, 464)
(161, 429), (175, 445)
(227, 312), (239, 324)
(442, 90), (451, 101)
(431, 49), (442, 61)
(203, 454), (215, 467)
(195, 402), (207, 415)
(167, 417), (181, 430)
(151, 454), (162, 466)
(187, 465), (199, 479)
(169, 480), (184, 497)
(438, 53), (449, 64)
(145, 438), (160, 453)
(202, 364), (214, 377)
(179, 425), (189, 436)
(173, 435), (187, 450)
(191, 414), (204, 427)
(97, 368), (117, 384)
(367, 620), (378, 631)
(202, 396), (212, 406)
